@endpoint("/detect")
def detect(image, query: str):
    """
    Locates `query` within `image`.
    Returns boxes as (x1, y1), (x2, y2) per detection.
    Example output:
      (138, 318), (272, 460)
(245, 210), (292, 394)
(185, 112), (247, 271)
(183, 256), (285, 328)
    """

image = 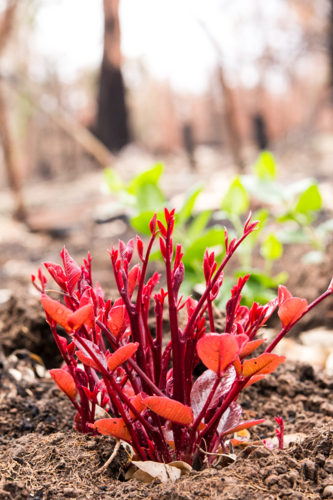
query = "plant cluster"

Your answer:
(33, 209), (333, 467)
(103, 155), (333, 306)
